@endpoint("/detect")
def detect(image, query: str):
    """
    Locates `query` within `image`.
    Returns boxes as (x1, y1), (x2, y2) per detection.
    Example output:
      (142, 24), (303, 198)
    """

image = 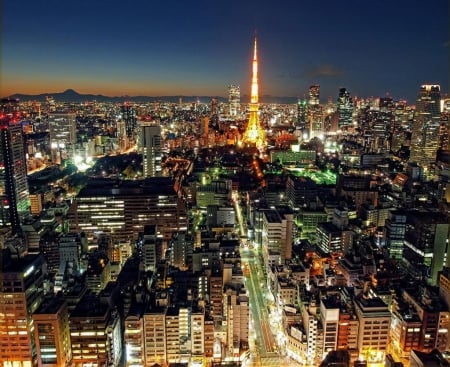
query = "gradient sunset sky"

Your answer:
(1, 0), (448, 102)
